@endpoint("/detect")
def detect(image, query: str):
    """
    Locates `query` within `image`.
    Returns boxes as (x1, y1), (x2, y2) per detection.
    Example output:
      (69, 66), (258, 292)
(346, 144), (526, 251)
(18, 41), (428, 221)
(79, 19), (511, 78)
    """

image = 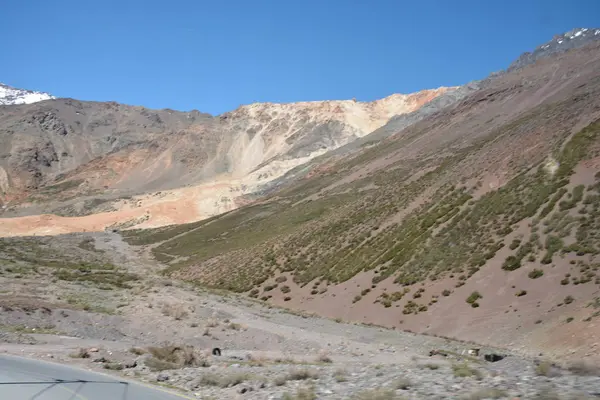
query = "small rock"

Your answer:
(157, 373), (169, 382)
